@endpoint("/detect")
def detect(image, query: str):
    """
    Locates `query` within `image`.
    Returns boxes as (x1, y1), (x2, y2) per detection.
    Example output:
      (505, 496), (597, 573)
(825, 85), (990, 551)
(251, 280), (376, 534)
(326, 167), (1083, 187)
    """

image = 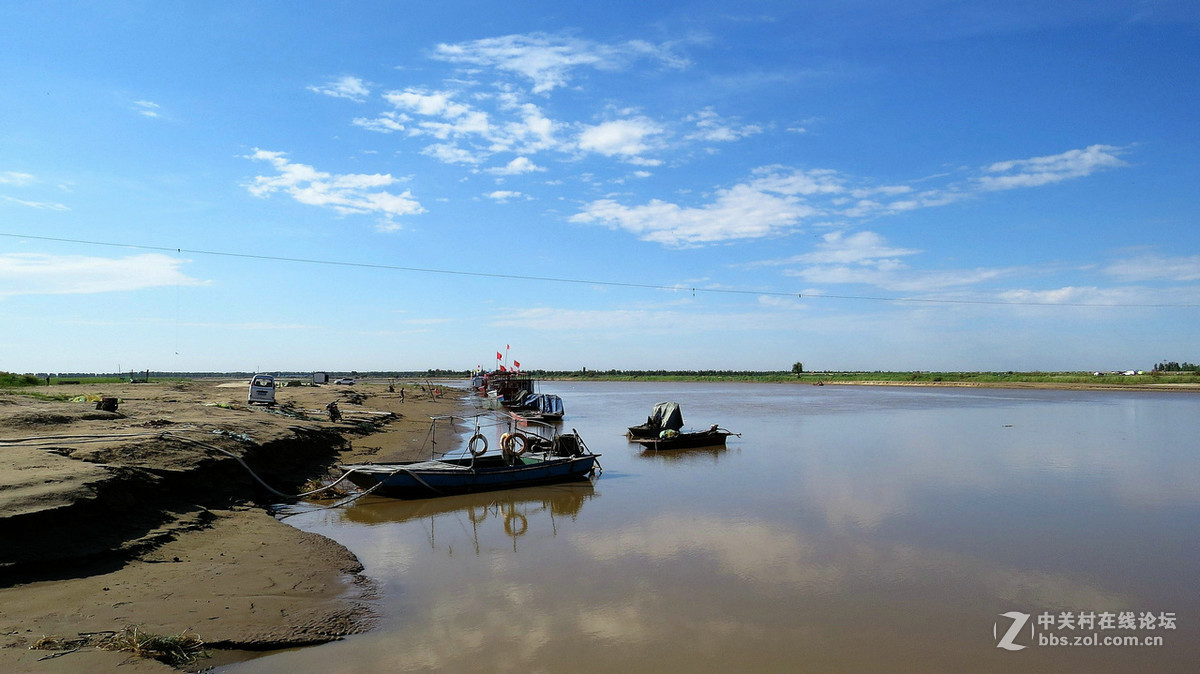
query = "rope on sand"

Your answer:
(158, 432), (359, 500)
